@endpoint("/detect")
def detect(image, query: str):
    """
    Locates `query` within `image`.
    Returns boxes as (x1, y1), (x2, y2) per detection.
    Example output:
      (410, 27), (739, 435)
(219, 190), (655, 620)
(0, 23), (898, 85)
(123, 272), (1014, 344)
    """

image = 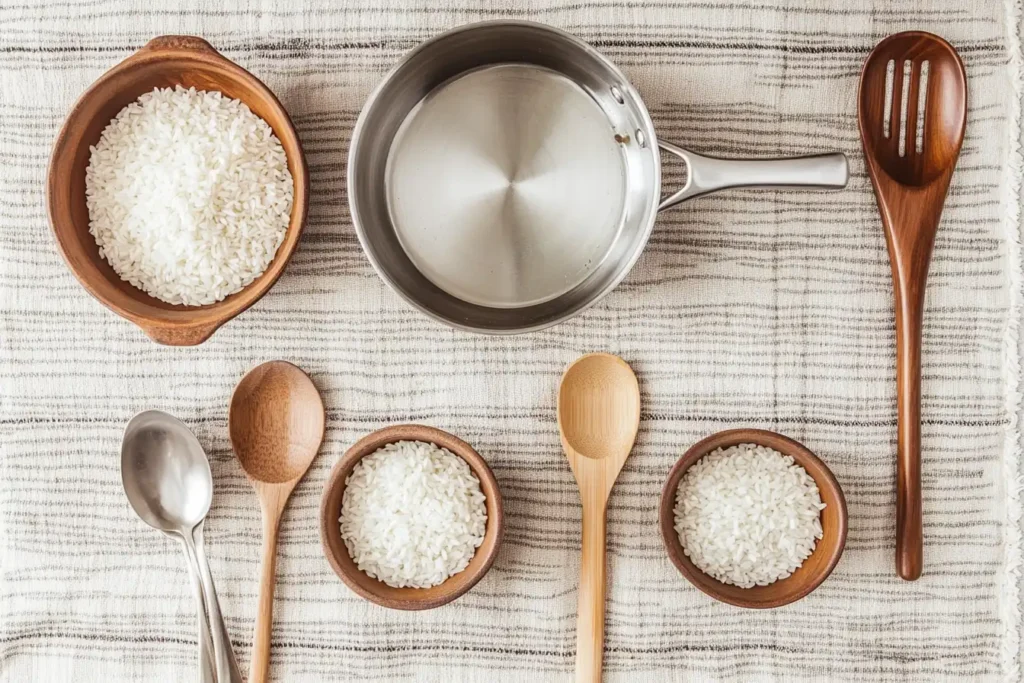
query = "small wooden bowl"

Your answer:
(319, 425), (504, 610)
(47, 35), (308, 345)
(660, 428), (847, 609)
